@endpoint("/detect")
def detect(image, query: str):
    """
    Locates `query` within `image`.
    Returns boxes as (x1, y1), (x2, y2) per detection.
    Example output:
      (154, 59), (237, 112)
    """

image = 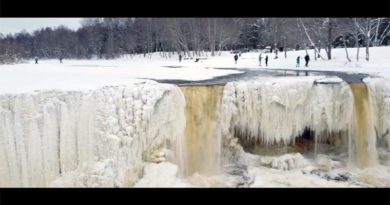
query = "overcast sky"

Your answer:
(0, 18), (82, 35)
